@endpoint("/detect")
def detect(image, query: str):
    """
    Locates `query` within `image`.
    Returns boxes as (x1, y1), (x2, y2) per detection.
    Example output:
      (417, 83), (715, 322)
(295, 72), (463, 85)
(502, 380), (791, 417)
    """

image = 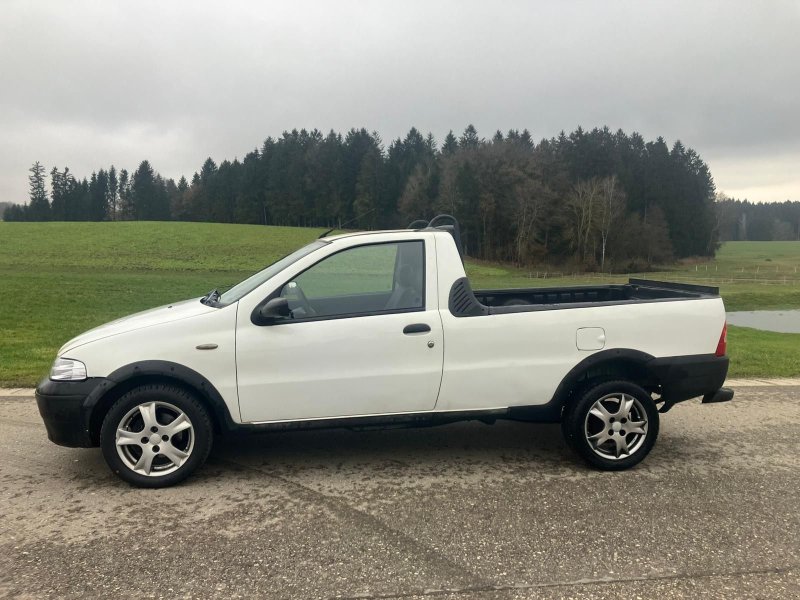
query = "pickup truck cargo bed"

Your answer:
(451, 278), (719, 316)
